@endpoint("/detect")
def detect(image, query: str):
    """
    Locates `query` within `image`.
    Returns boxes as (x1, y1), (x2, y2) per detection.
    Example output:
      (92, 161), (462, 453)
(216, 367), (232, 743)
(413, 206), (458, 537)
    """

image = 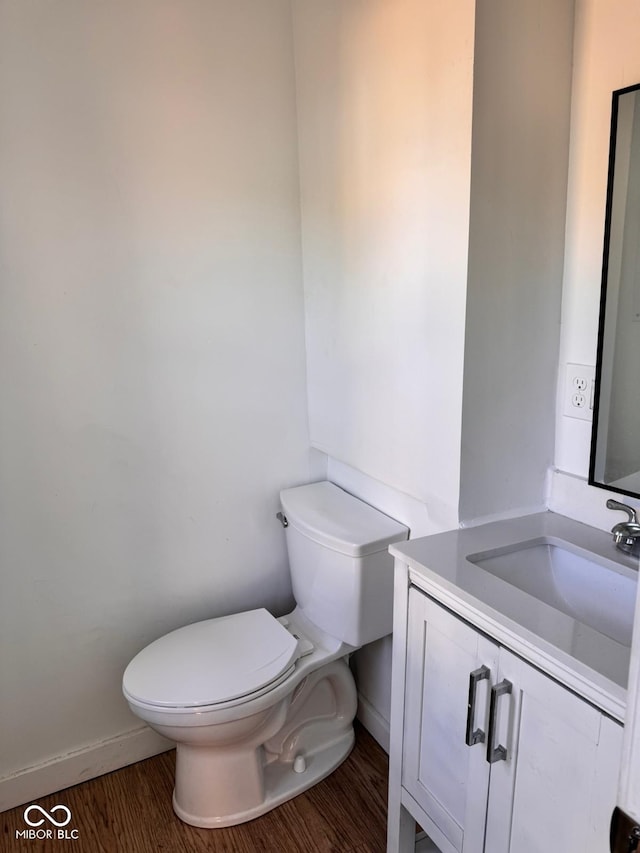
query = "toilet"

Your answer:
(122, 481), (408, 828)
